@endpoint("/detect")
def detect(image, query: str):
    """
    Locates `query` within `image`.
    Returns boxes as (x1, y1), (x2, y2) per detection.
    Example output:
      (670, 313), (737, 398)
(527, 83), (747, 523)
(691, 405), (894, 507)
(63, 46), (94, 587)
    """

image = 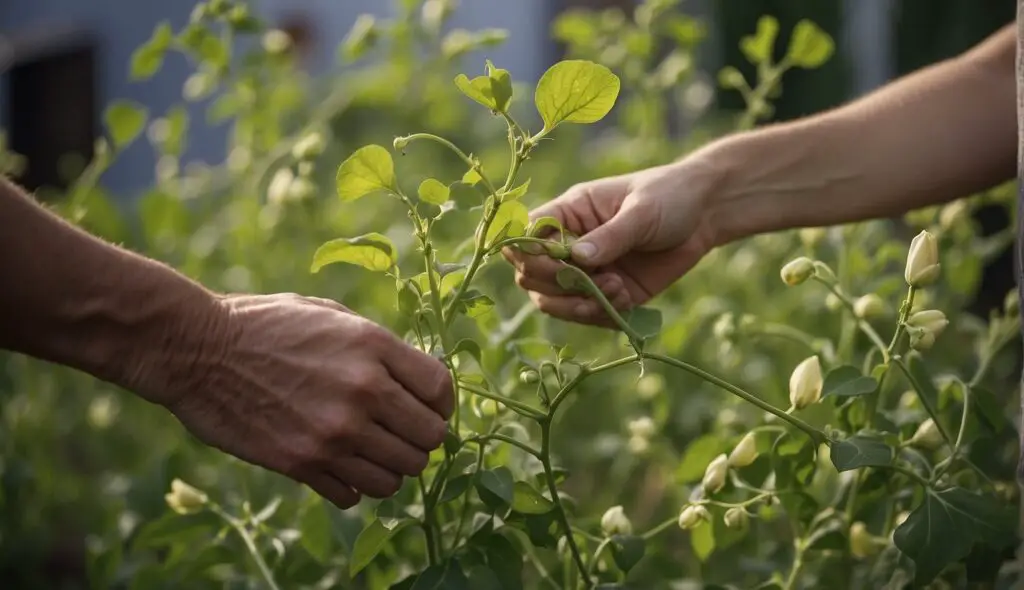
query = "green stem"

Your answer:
(557, 266), (645, 344)
(457, 380), (546, 420)
(888, 463), (932, 488)
(449, 444), (486, 553)
(541, 418), (591, 587)
(931, 379), (971, 482)
(209, 505), (281, 590)
(418, 475), (439, 565)
(643, 353), (827, 446)
(892, 357), (954, 450)
(812, 277), (889, 362)
(586, 538), (614, 578)
(641, 516), (679, 540)
(397, 133), (499, 195)
(887, 286), (917, 356)
(549, 355), (639, 411)
(783, 542), (805, 590)
(467, 433), (542, 459)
